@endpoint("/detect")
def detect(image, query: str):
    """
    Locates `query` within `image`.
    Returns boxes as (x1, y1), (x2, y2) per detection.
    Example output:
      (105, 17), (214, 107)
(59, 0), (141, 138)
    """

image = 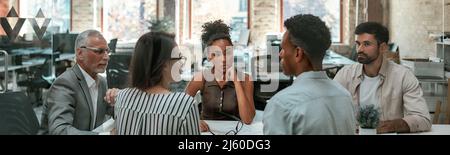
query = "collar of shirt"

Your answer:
(79, 66), (99, 128)
(205, 80), (235, 88)
(293, 71), (328, 84)
(355, 57), (389, 81)
(79, 67), (98, 88)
